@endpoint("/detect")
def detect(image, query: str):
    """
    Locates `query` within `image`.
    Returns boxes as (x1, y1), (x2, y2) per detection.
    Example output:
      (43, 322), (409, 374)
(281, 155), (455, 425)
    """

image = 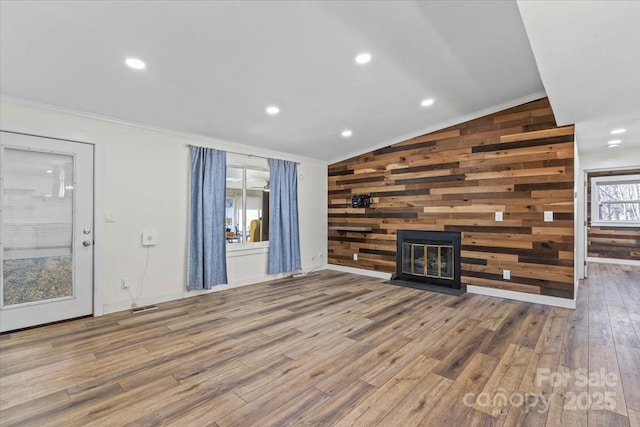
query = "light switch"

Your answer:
(105, 212), (116, 222)
(544, 211), (554, 222)
(503, 270), (511, 280)
(495, 212), (503, 222)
